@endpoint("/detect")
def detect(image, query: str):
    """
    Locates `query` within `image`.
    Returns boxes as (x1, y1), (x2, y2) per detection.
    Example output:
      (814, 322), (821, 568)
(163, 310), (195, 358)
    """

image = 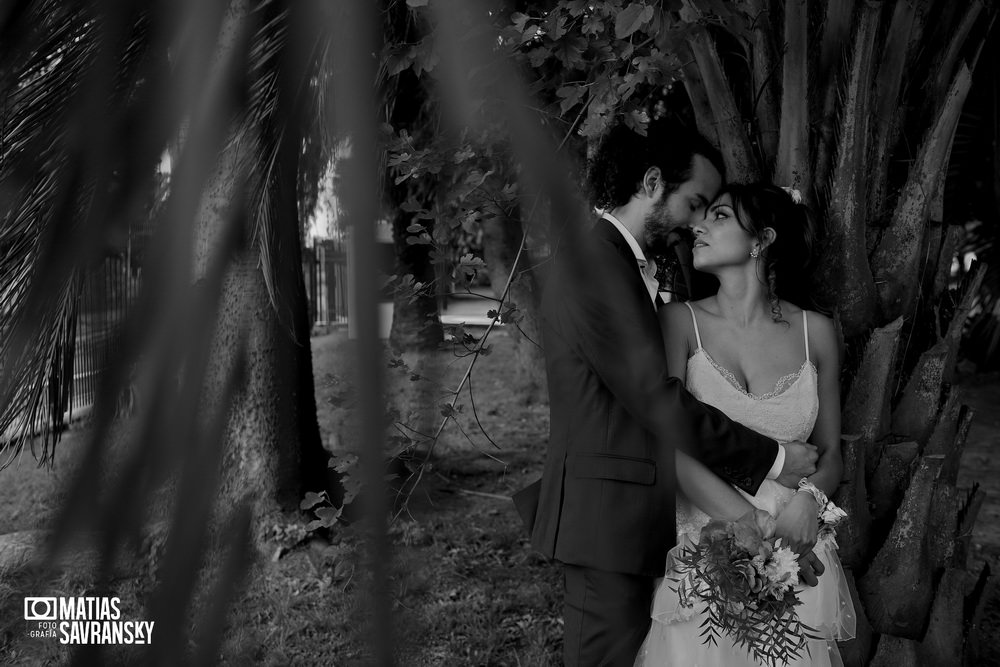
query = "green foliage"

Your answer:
(375, 0), (731, 304)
